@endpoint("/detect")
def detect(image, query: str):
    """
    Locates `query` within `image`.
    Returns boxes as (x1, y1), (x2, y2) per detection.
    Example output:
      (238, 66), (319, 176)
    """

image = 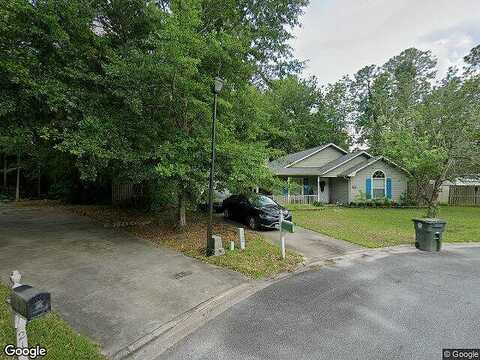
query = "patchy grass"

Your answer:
(131, 213), (302, 279)
(15, 201), (302, 279)
(0, 283), (105, 360)
(291, 206), (480, 248)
